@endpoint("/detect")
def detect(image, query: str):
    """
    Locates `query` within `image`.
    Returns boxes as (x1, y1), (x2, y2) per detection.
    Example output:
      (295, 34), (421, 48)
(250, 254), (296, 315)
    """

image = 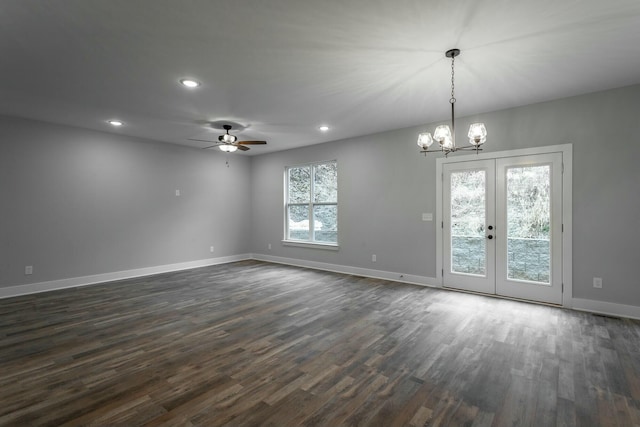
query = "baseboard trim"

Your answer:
(572, 298), (640, 321)
(252, 255), (640, 321)
(0, 254), (252, 299)
(4, 255), (639, 321)
(251, 253), (439, 288)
